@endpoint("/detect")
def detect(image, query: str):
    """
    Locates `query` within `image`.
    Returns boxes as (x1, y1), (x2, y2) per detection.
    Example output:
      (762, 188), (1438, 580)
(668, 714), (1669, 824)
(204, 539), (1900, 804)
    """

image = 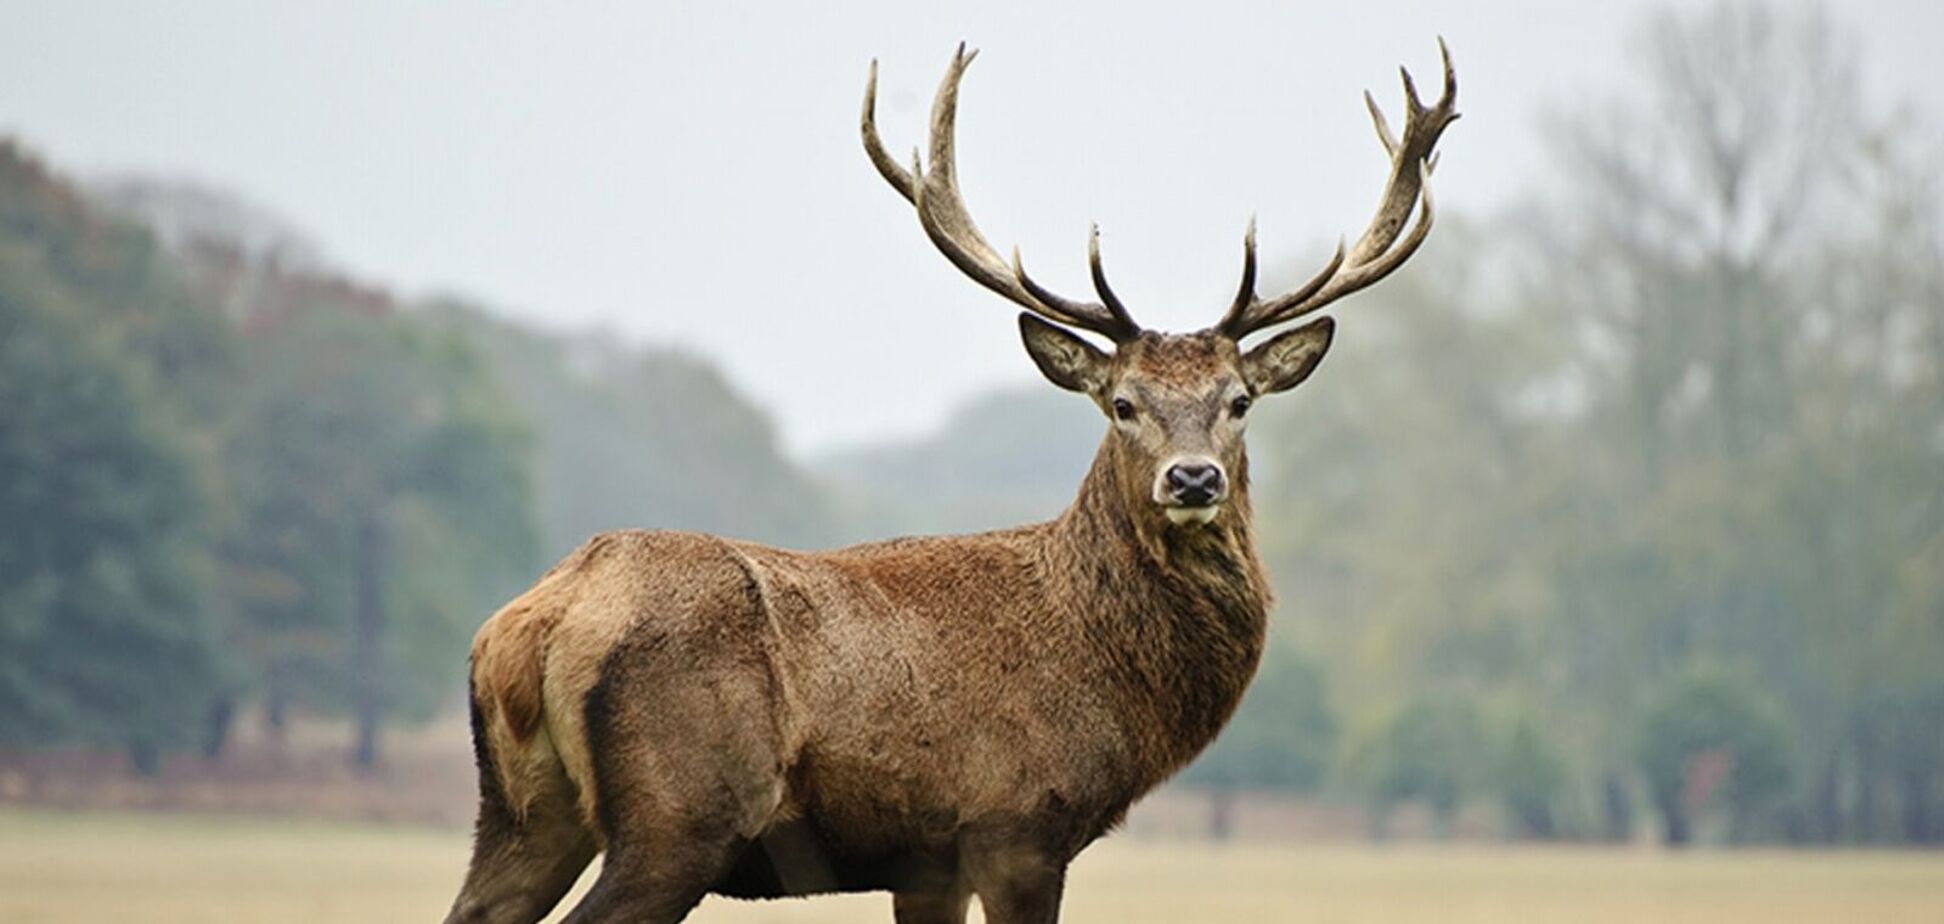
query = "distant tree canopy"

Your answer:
(423, 303), (838, 559)
(1491, 712), (1569, 840)
(0, 144), (233, 769)
(0, 218), (221, 768)
(1176, 644), (1336, 838)
(1341, 695), (1486, 839)
(815, 387), (1101, 541)
(1636, 665), (1796, 845)
(223, 304), (535, 767)
(1247, 1), (1940, 845)
(0, 145), (847, 773)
